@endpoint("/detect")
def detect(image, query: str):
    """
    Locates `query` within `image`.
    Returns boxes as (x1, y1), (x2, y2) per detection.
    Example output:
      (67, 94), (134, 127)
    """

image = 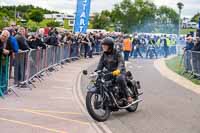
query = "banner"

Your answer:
(199, 17), (200, 29)
(74, 0), (91, 33)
